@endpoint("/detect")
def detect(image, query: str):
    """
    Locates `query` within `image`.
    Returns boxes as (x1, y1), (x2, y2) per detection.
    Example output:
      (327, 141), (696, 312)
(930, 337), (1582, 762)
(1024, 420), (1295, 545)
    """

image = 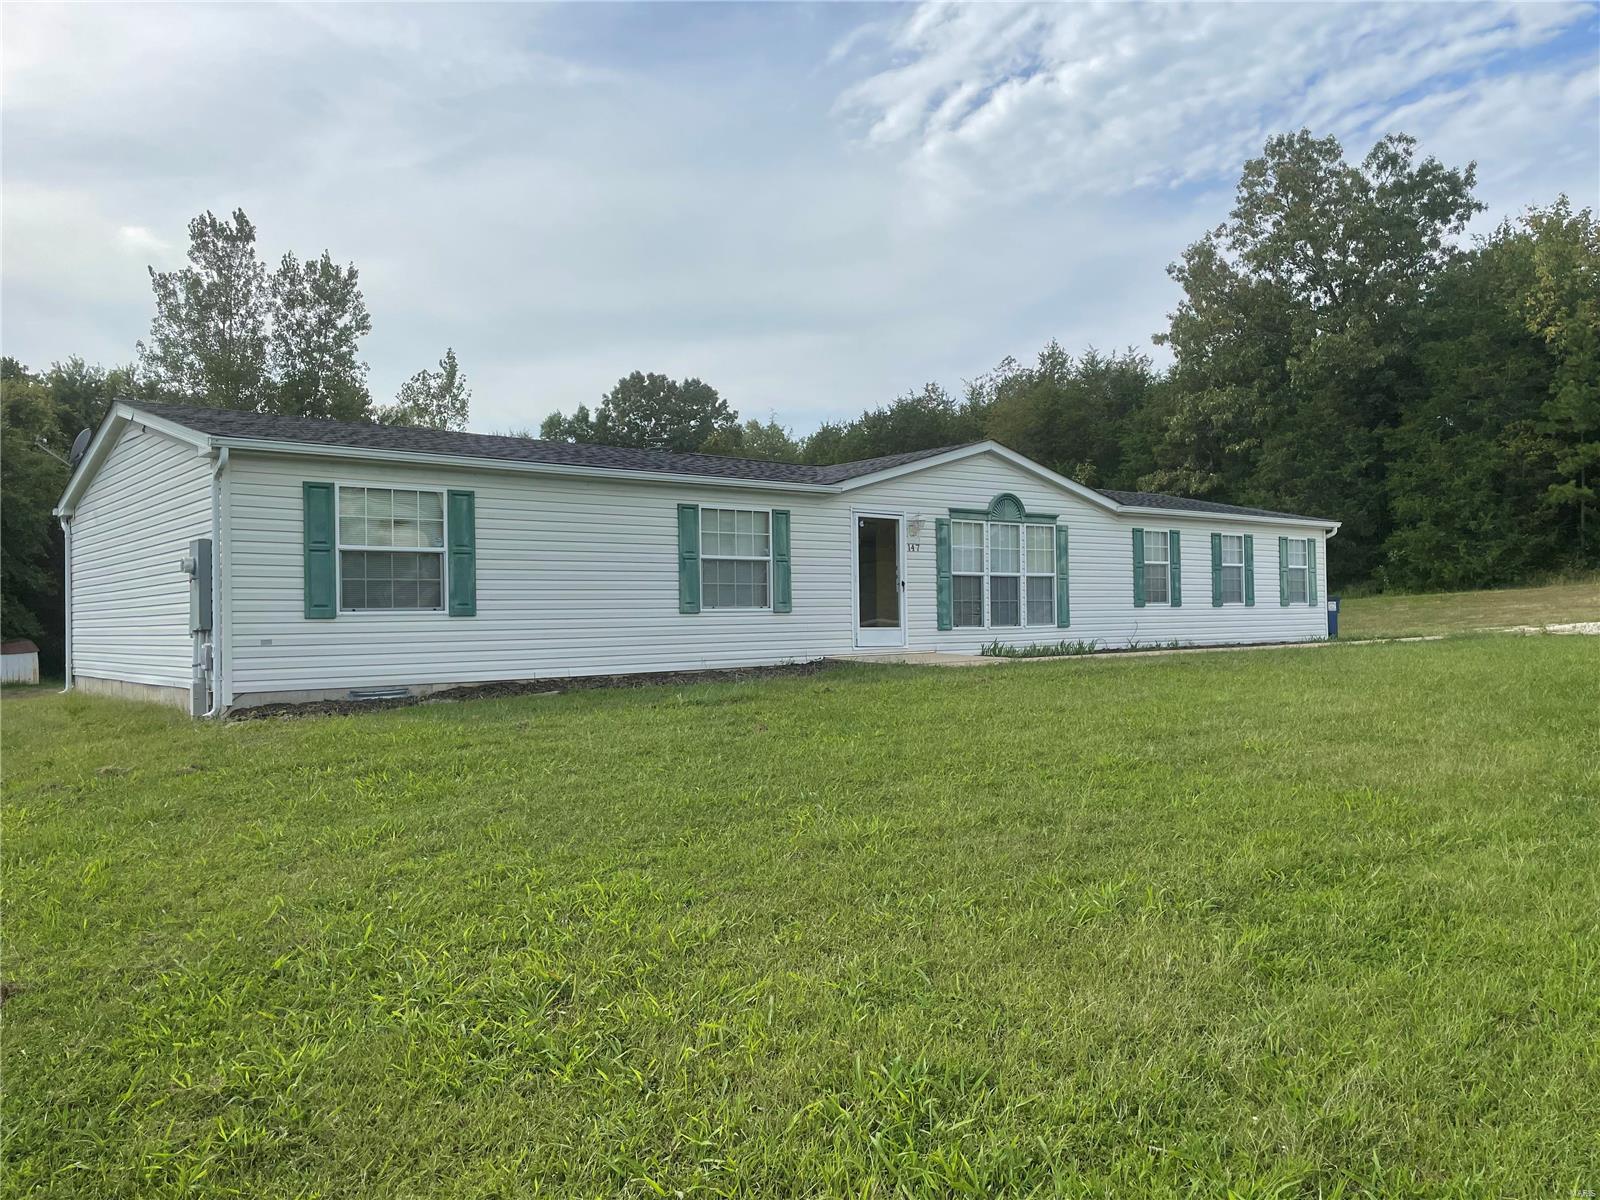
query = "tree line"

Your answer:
(4, 129), (1595, 666)
(542, 132), (1598, 592)
(2, 210), (473, 662)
